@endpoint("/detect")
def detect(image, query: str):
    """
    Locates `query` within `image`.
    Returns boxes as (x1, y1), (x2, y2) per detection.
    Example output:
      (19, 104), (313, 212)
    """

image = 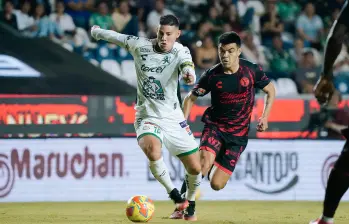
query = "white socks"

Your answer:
(321, 215), (334, 223)
(149, 157), (175, 194)
(185, 172), (202, 201)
